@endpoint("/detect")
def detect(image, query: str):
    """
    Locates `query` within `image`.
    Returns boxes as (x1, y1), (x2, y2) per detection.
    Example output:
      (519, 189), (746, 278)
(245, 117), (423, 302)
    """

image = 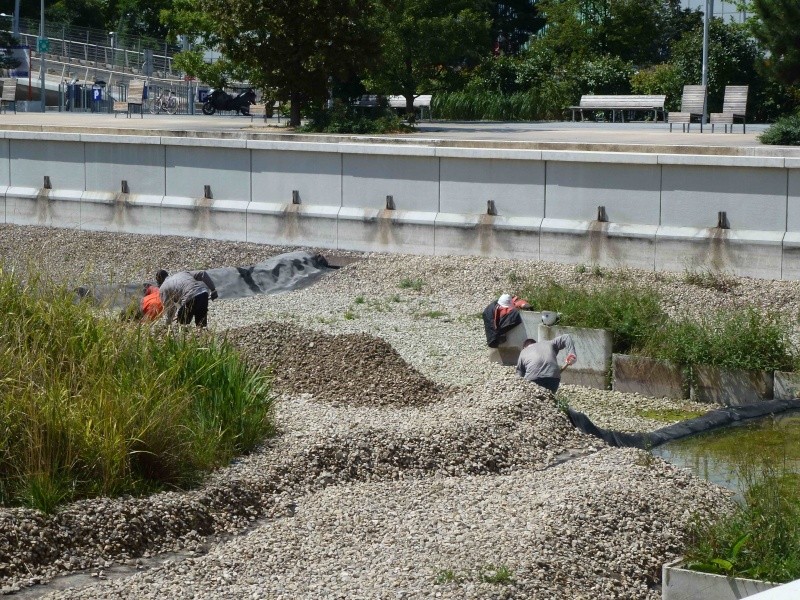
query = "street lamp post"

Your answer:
(701, 0), (713, 124)
(39, 0), (45, 111)
(12, 0), (19, 37)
